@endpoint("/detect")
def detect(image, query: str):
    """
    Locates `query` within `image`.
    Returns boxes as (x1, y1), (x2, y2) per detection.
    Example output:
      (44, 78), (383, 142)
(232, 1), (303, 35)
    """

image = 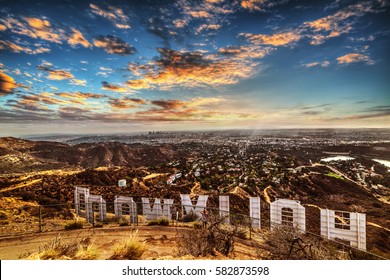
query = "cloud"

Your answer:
(241, 31), (301, 46)
(93, 35), (136, 55)
(101, 81), (129, 92)
(22, 17), (63, 43)
(55, 92), (106, 100)
(125, 80), (151, 89)
(173, 19), (188, 28)
(37, 65), (74, 80)
(134, 97), (247, 122)
(58, 107), (95, 120)
(0, 70), (18, 95)
(151, 99), (184, 110)
(0, 40), (51, 54)
(69, 79), (87, 86)
(304, 0), (388, 45)
(115, 23), (131, 29)
(218, 45), (274, 59)
(336, 53), (374, 65)
(241, 0), (290, 11)
(67, 28), (91, 48)
(196, 23), (221, 33)
(187, 11), (212, 18)
(125, 48), (258, 90)
(90, 3), (130, 29)
(109, 97), (146, 109)
(301, 104), (333, 110)
(303, 60), (330, 67)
